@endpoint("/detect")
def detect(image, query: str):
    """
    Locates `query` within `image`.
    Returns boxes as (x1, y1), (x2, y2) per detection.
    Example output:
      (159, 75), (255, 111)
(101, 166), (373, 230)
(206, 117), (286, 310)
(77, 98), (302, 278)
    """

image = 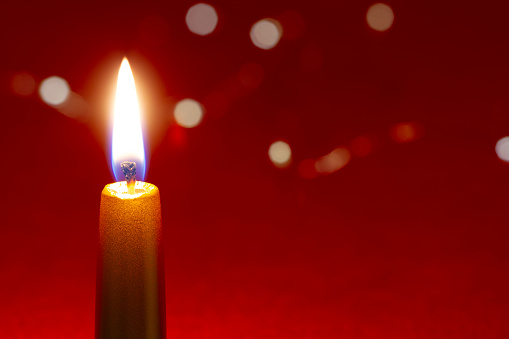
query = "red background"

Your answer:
(2, 0), (509, 337)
